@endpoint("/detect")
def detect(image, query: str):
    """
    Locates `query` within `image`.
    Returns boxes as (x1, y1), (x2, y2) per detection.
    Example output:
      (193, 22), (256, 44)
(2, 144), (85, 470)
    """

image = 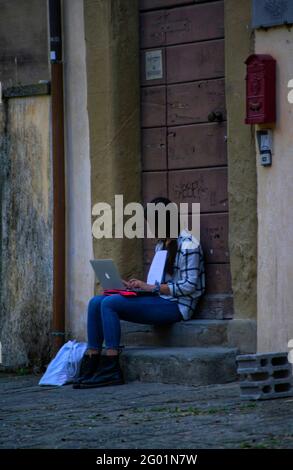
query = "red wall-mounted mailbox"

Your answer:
(245, 54), (276, 125)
